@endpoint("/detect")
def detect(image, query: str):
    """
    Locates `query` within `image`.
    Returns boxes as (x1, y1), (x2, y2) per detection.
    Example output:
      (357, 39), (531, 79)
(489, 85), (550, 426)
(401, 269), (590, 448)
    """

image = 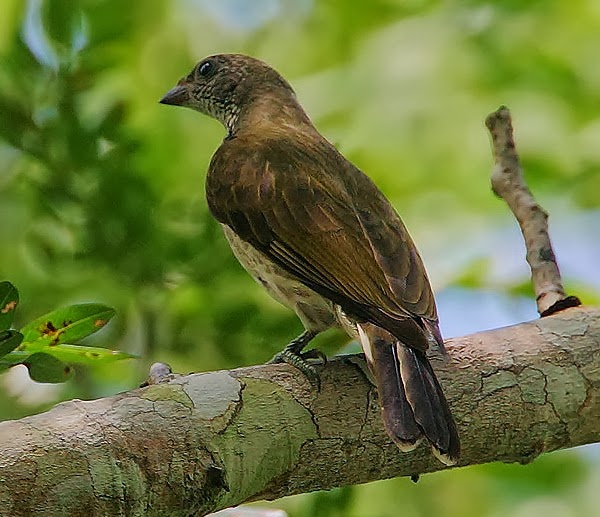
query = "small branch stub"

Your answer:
(485, 106), (581, 316)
